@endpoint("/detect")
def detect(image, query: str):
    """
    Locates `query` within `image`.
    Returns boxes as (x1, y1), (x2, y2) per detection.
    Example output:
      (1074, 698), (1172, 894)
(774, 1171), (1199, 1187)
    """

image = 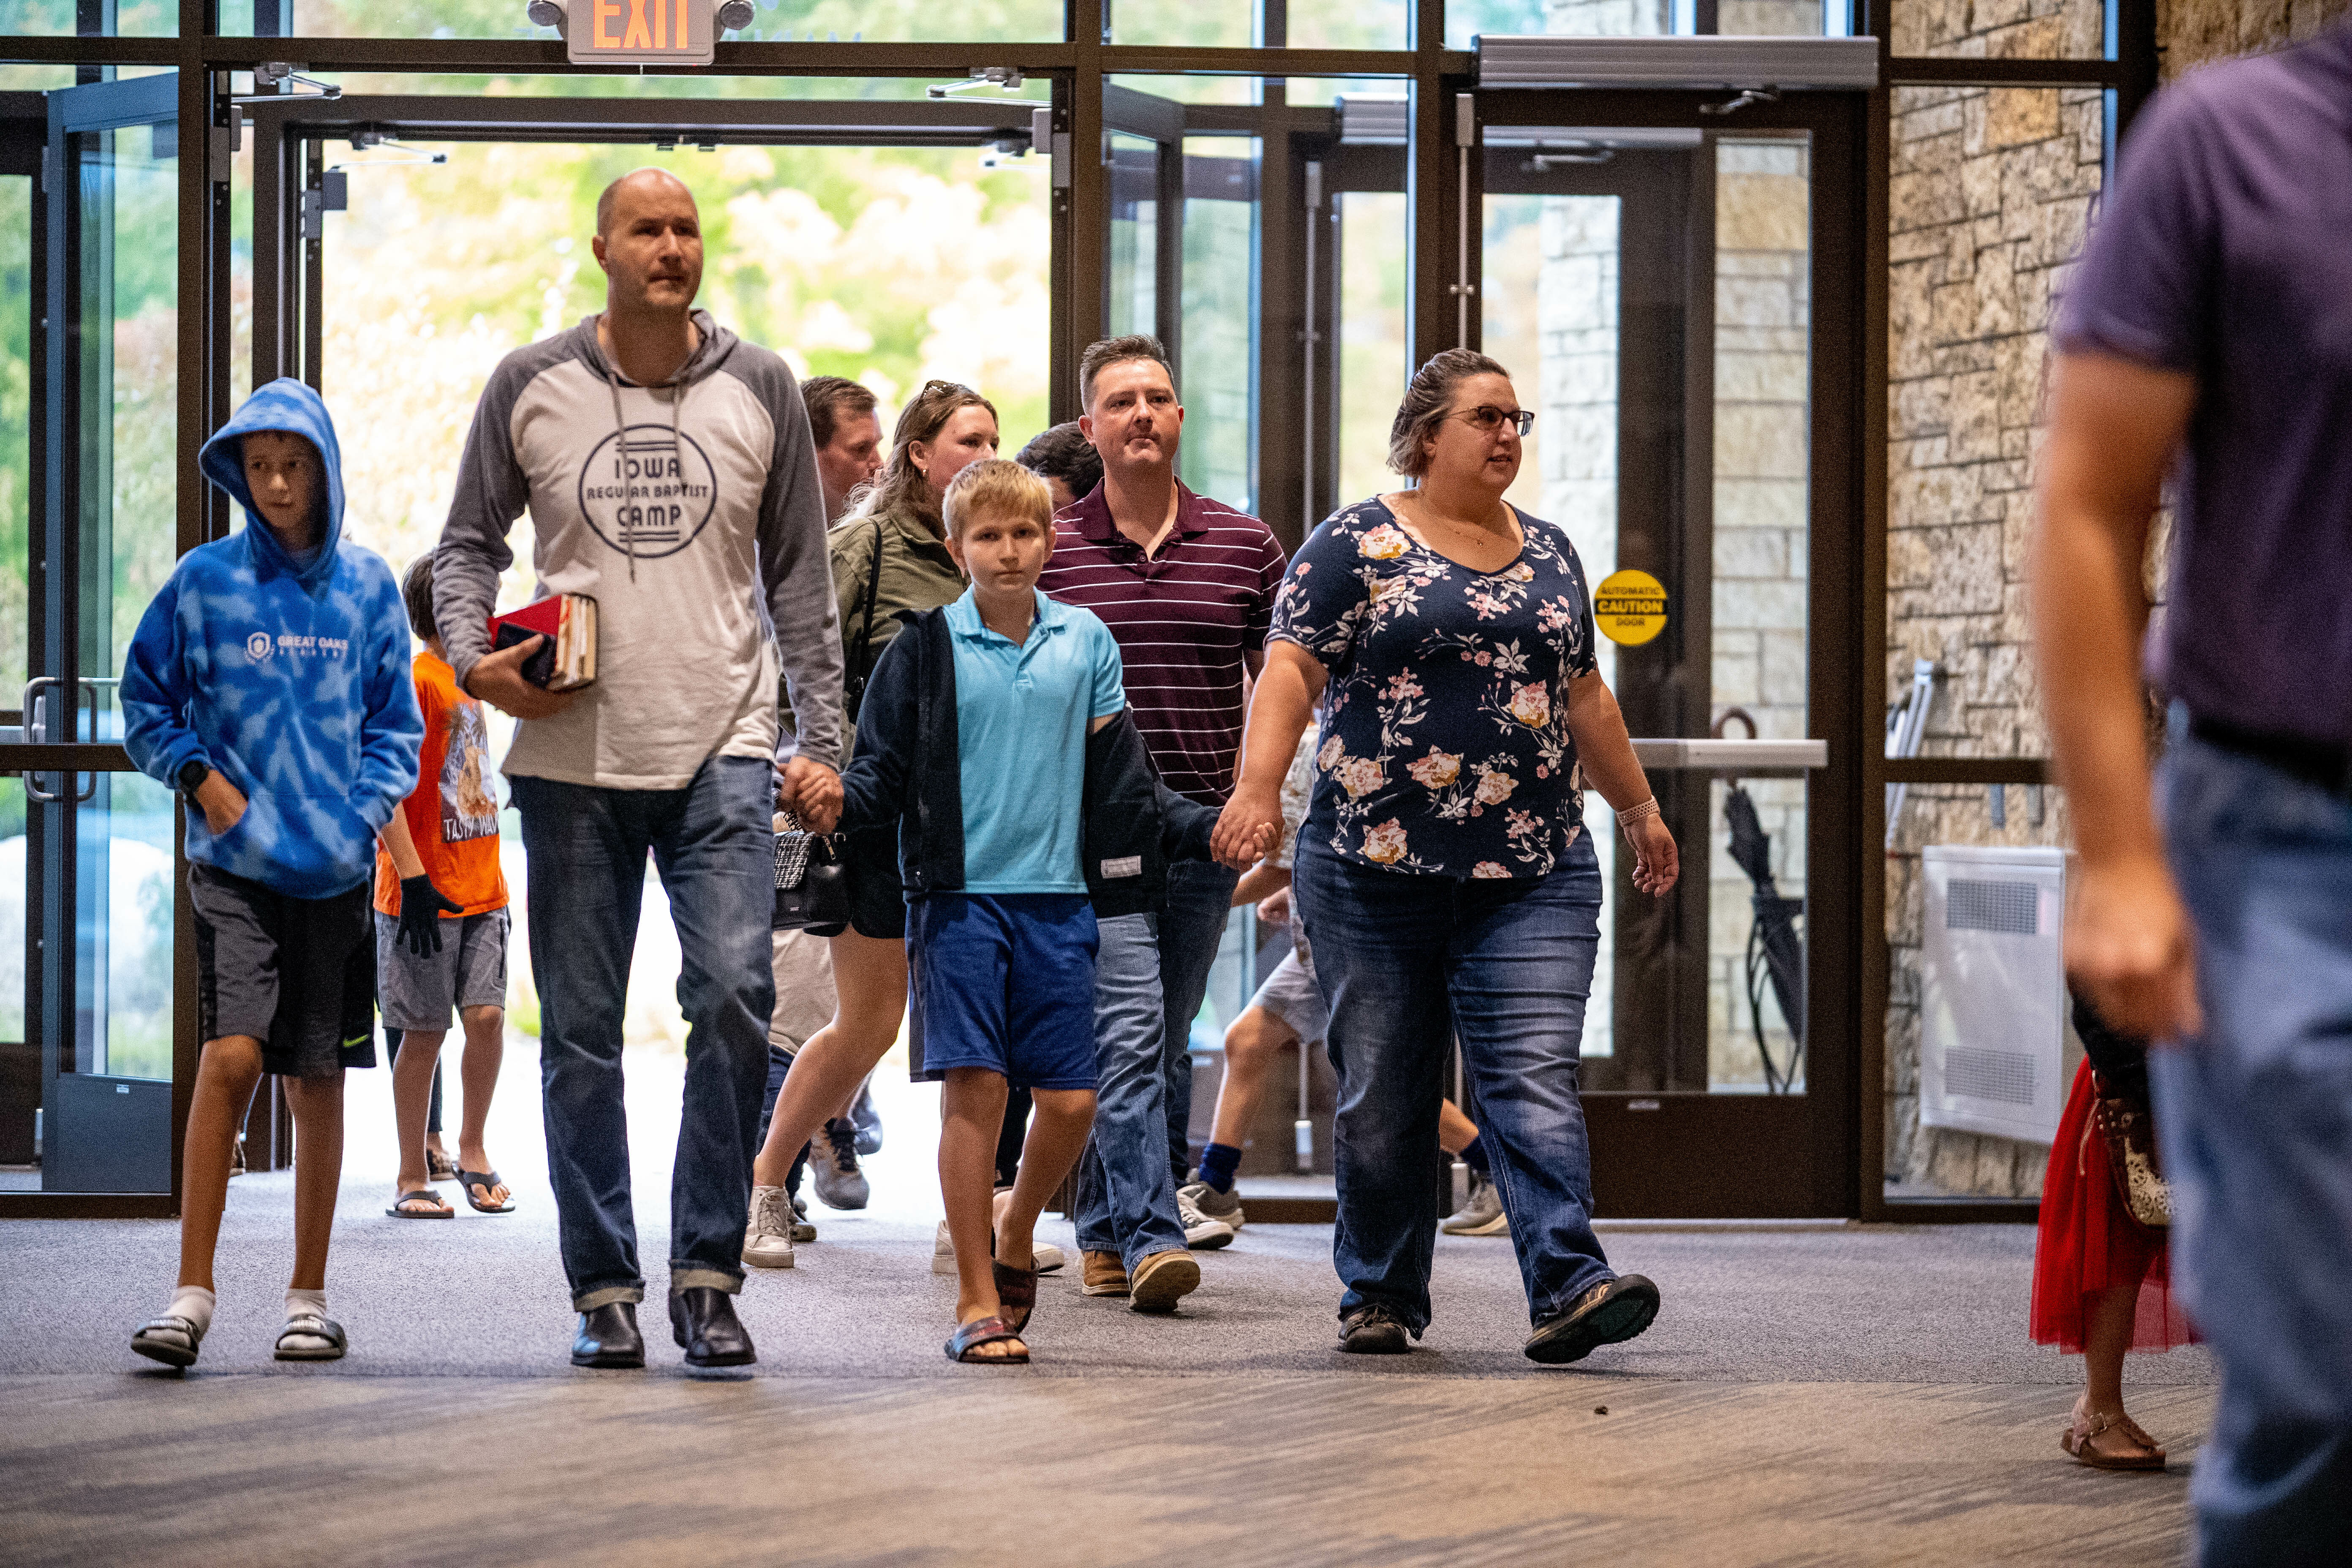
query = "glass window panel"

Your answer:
(1710, 132), (1810, 1092)
(1284, 0), (1410, 50)
(1888, 86), (2104, 758)
(0, 0), (178, 36)
(1335, 190), (1405, 510)
(1884, 783), (2074, 1201)
(1111, 3), (1257, 46)
(314, 136), (1054, 584)
(1446, 0), (1552, 52)
(1108, 131), (1160, 342)
(3, 166), (29, 707)
(1890, 0), (2107, 60)
(1179, 136), (1258, 512)
(77, 773), (177, 1082)
(273, 0), (1062, 41)
(77, 118), (178, 739)
(1, 777), (27, 1190)
(1108, 74), (1260, 106)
